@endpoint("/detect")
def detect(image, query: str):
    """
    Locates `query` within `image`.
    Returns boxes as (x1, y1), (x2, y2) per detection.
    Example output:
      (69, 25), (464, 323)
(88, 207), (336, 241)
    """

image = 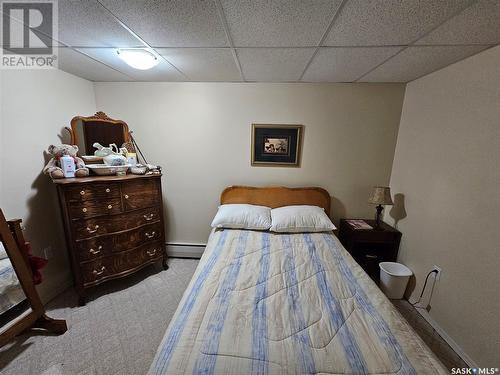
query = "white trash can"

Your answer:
(379, 262), (413, 299)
